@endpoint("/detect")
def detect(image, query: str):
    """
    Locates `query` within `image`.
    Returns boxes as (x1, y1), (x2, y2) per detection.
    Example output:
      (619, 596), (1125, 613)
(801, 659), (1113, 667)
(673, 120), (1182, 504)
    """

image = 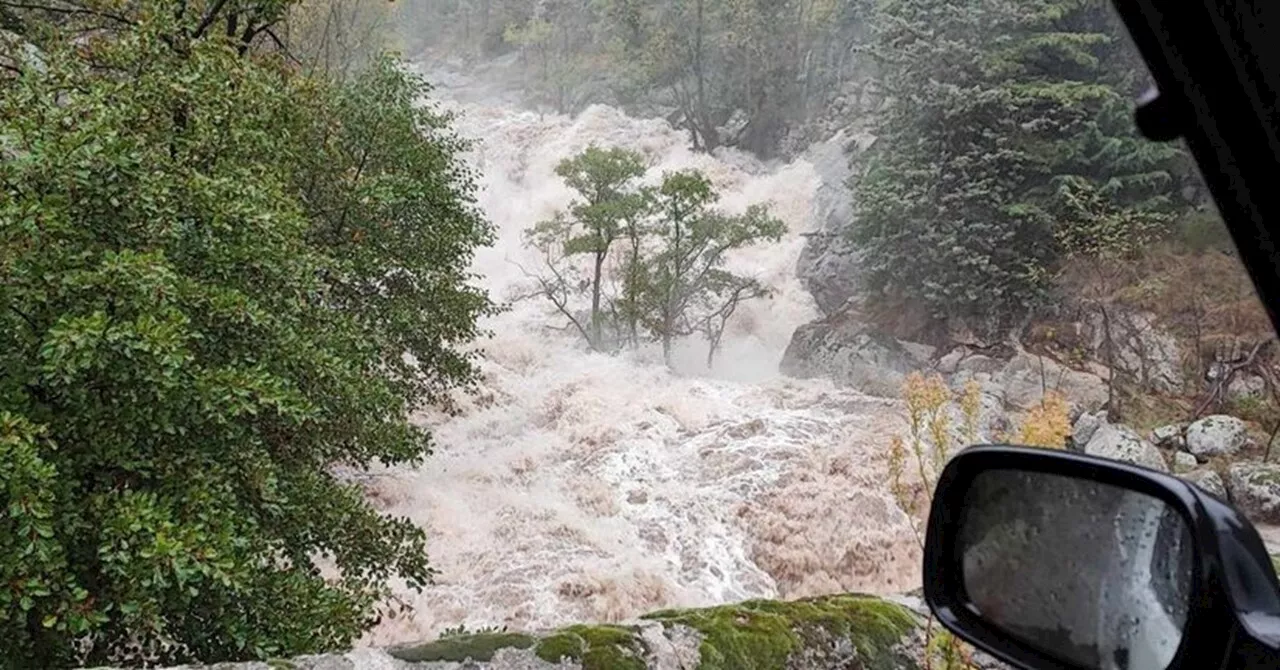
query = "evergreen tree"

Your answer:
(851, 0), (1184, 334)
